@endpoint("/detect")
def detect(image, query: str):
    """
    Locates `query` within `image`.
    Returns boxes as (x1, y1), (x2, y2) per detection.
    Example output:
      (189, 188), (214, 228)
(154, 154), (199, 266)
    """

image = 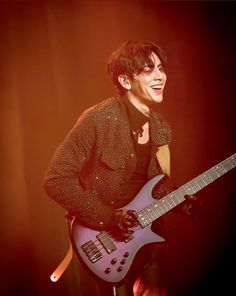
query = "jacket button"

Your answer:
(110, 200), (115, 205)
(130, 153), (135, 158)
